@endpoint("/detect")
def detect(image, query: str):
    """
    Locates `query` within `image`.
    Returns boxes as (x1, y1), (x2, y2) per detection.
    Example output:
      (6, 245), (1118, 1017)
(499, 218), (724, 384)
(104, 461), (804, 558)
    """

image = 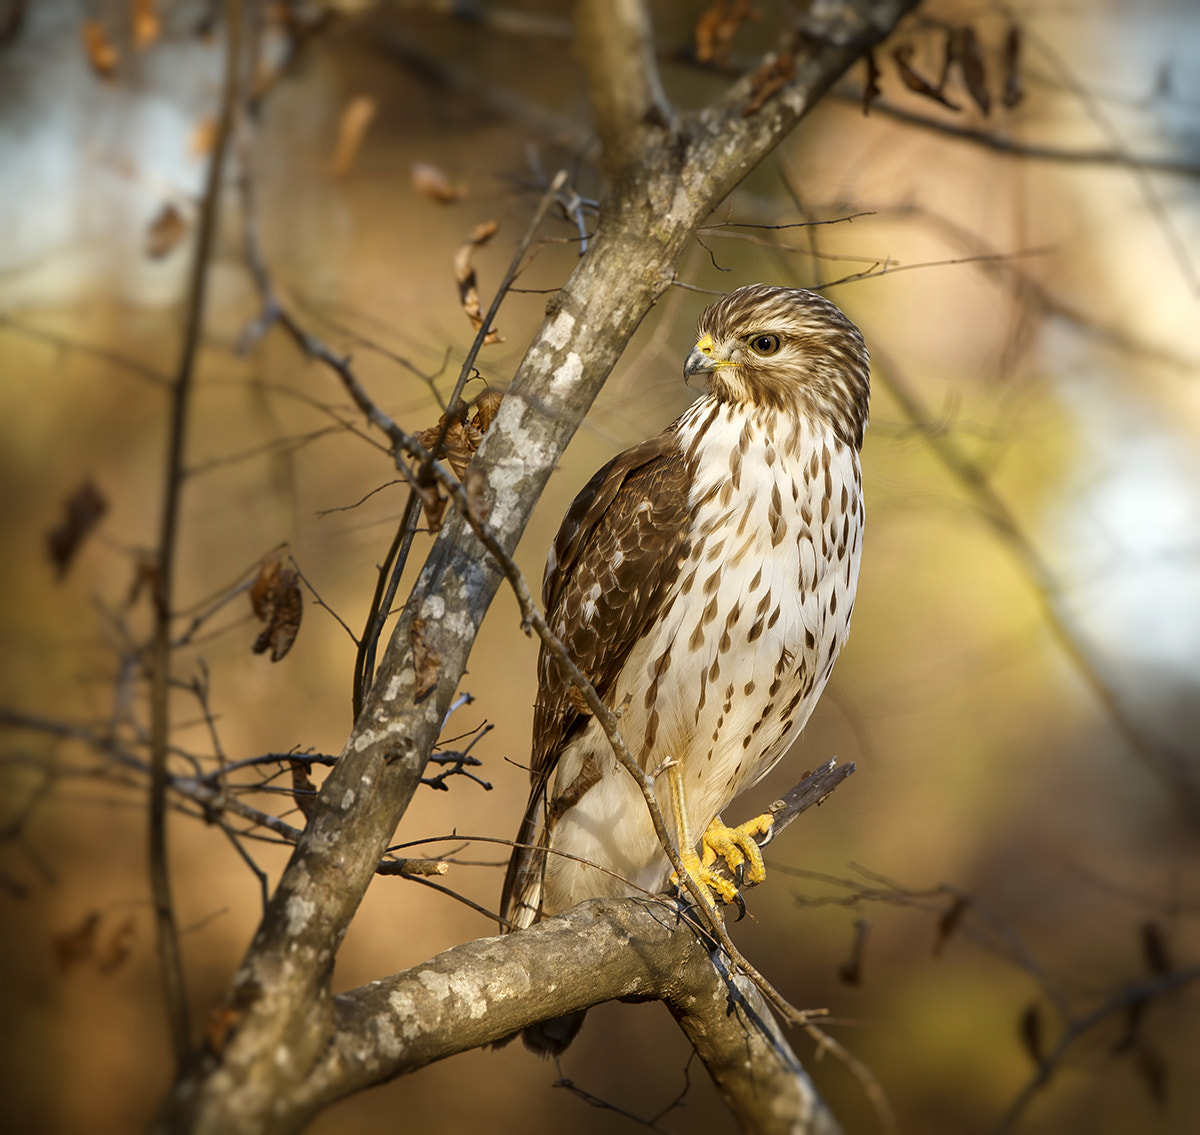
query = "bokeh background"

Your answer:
(2, 1), (1199, 1132)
